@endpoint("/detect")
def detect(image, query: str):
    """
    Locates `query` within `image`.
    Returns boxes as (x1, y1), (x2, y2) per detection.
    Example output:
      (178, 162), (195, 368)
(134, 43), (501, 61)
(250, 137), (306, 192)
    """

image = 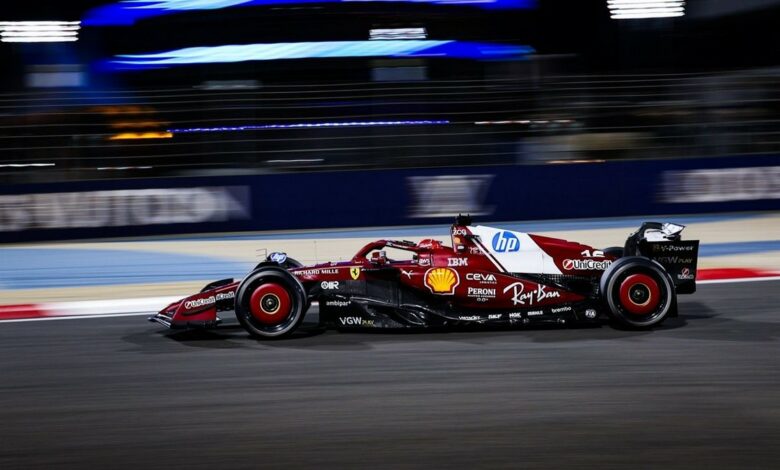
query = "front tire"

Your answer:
(600, 257), (674, 328)
(235, 267), (308, 338)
